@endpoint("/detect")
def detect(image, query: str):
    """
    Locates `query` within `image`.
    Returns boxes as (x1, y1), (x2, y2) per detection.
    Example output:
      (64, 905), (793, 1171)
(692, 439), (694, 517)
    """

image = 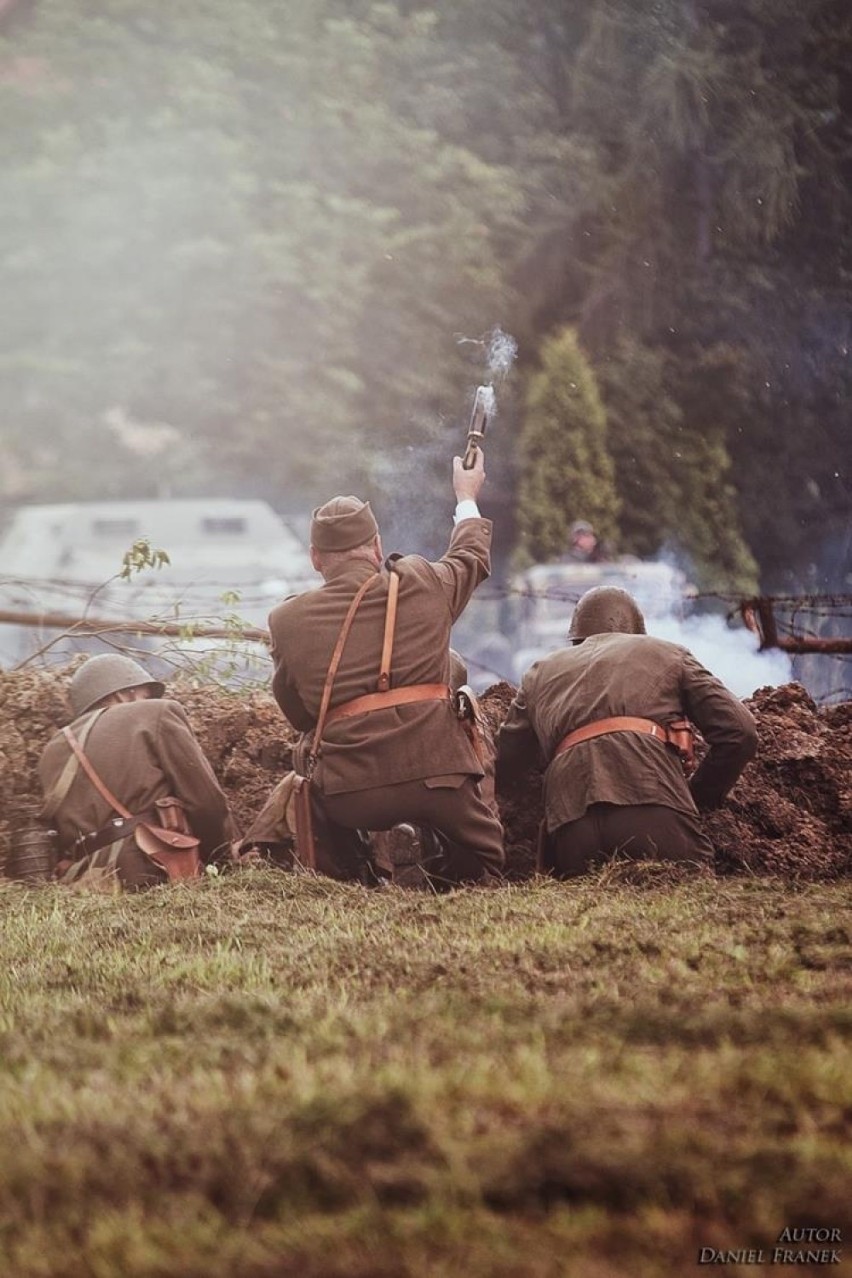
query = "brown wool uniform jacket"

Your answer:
(39, 699), (236, 862)
(497, 633), (758, 834)
(267, 517), (492, 795)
